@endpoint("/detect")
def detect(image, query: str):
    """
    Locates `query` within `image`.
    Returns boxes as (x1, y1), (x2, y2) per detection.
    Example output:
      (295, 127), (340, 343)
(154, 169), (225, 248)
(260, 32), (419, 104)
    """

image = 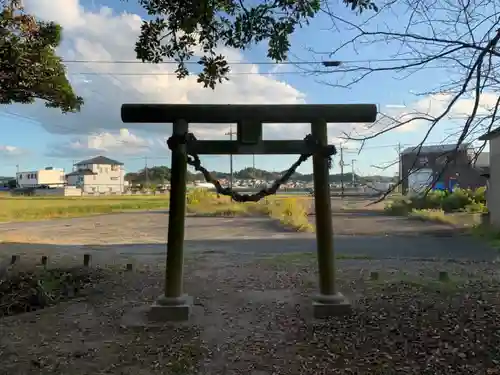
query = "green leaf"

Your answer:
(132, 0), (376, 89)
(0, 3), (82, 112)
